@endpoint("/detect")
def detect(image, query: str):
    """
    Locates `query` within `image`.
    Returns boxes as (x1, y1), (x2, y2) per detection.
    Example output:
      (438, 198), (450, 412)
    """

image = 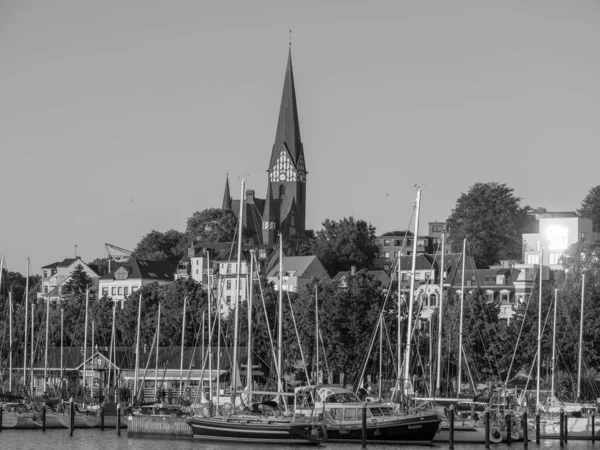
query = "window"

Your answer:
(384, 240), (390, 246)
(227, 264), (232, 274)
(394, 240), (401, 246)
(102, 287), (108, 297)
(527, 254), (539, 265)
(401, 273), (408, 281)
(343, 408), (357, 421)
(549, 253), (561, 265)
(279, 184), (286, 198)
(429, 294), (437, 307)
(196, 269), (198, 274)
(196, 260), (199, 265)
(118, 287), (123, 295)
(111, 287), (116, 295)
(580, 232), (586, 241)
(226, 280), (232, 290)
(425, 272), (430, 280)
(132, 286), (139, 293)
(383, 252), (390, 258)
(124, 287), (129, 296)
(226, 295), (231, 305)
(501, 292), (510, 303)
